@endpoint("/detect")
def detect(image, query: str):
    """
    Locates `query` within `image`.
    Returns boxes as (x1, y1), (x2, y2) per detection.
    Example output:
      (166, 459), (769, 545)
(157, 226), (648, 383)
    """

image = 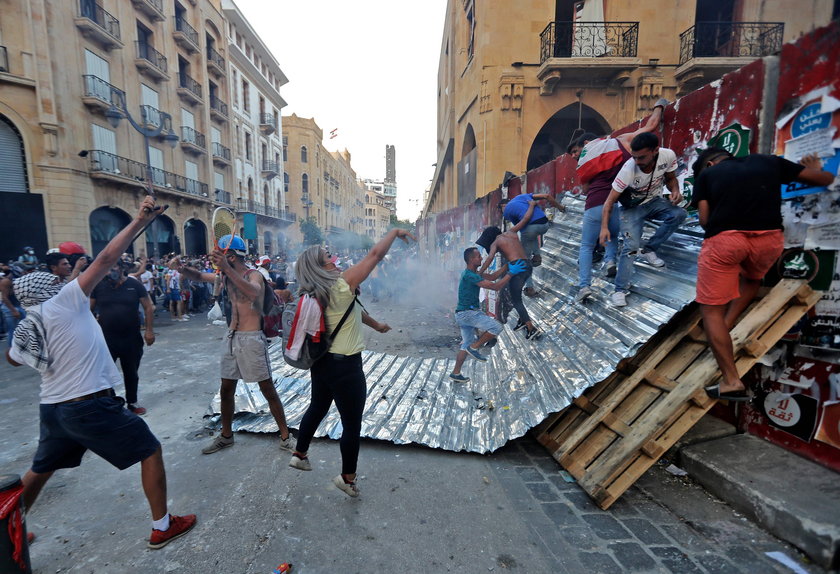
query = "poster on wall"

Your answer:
(763, 391), (819, 442)
(815, 401), (840, 449)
